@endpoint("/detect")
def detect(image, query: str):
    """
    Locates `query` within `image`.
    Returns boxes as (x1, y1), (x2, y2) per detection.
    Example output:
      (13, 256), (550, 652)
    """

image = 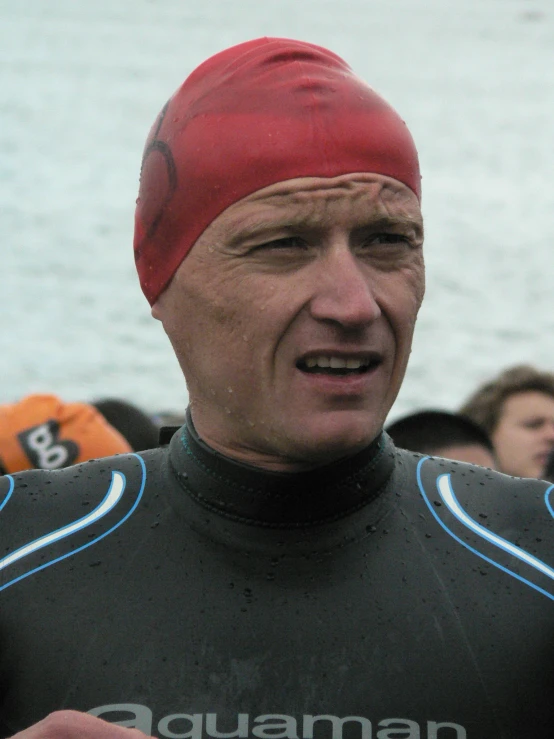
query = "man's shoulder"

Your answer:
(0, 448), (167, 593)
(393, 447), (554, 598)
(400, 448), (551, 500)
(0, 447), (165, 509)
(394, 446), (552, 520)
